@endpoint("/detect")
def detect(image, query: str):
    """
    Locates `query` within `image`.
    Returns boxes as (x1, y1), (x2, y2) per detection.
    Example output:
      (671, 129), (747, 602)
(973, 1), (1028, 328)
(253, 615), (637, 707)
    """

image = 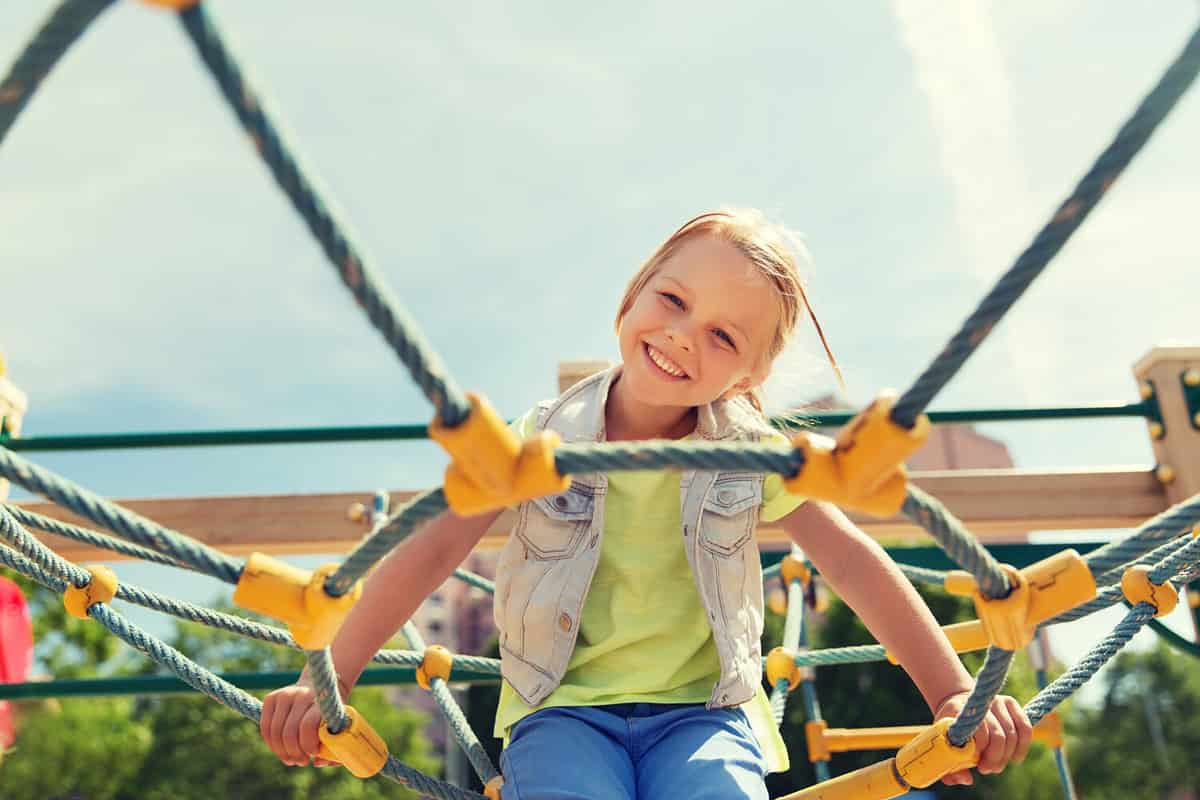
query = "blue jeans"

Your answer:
(499, 703), (769, 800)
